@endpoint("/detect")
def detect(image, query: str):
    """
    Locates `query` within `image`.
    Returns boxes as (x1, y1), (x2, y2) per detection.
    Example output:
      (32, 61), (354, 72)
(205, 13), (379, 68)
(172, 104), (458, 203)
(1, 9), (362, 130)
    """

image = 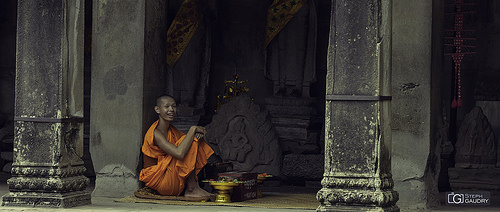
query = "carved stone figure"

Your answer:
(205, 94), (281, 176)
(219, 117), (253, 163)
(455, 106), (497, 168)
